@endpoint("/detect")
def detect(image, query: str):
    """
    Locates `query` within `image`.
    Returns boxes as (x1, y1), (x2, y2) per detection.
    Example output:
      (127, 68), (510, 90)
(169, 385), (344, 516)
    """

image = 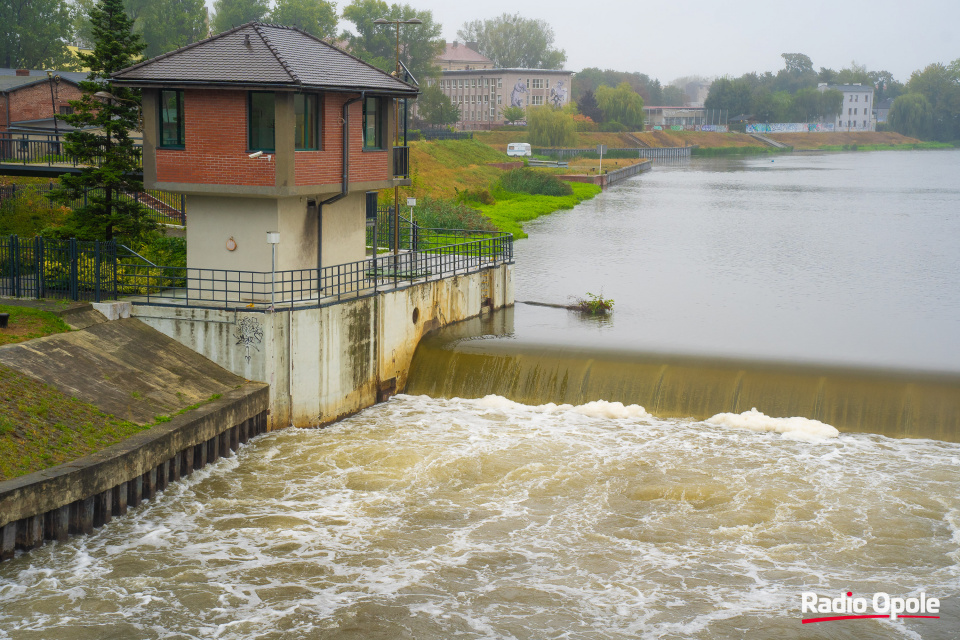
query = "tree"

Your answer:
(51, 0), (157, 242)
(211, 0), (269, 34)
(0, 0), (74, 68)
(577, 89), (602, 123)
(705, 77), (753, 117)
(457, 13), (565, 69)
(595, 83), (644, 129)
(888, 93), (935, 139)
(906, 62), (960, 141)
(527, 106), (576, 147)
(660, 85), (685, 106)
(271, 0), (338, 40)
(775, 53), (816, 93)
(140, 0), (209, 57)
(415, 83), (458, 126)
(501, 105), (525, 125)
(341, 0), (443, 82)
